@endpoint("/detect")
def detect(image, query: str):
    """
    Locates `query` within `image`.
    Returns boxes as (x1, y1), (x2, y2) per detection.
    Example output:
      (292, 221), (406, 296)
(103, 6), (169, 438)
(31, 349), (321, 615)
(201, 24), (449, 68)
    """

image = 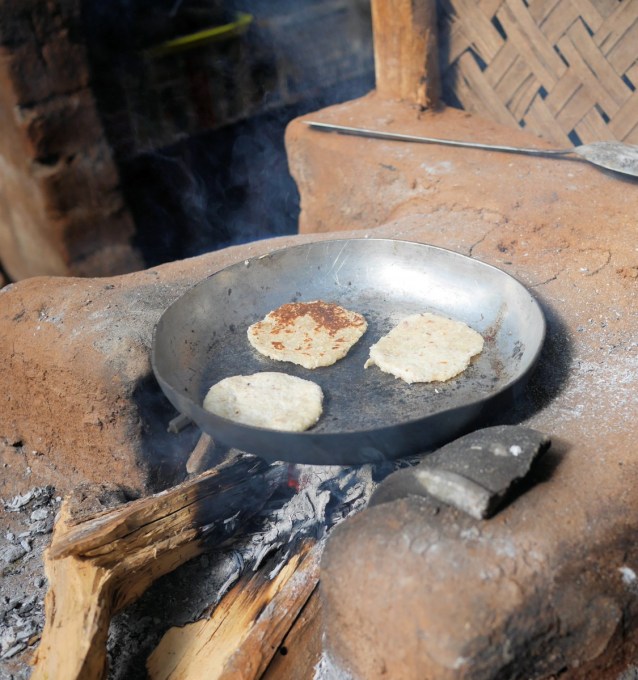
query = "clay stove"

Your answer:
(2, 0), (638, 678)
